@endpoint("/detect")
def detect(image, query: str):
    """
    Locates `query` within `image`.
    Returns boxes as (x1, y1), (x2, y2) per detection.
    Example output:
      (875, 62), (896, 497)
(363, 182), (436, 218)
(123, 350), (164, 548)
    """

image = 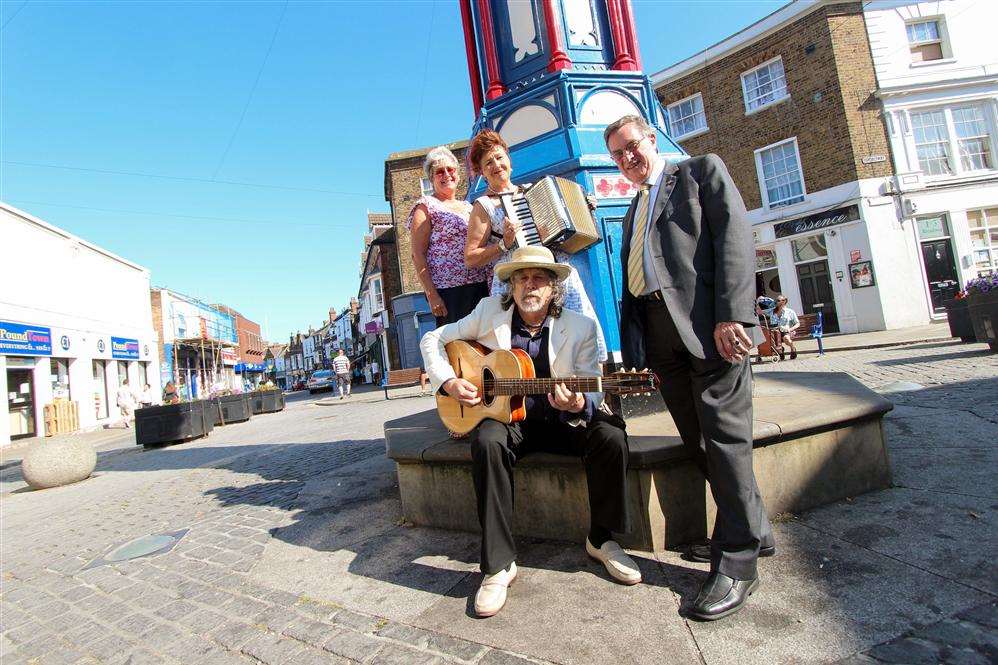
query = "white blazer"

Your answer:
(419, 296), (603, 410)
